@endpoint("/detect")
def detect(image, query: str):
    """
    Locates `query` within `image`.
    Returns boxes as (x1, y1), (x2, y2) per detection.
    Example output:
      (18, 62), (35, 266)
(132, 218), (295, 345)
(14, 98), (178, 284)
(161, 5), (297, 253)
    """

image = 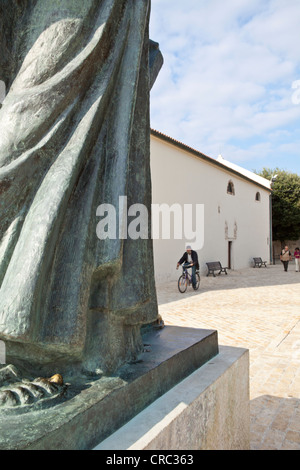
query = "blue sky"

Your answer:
(149, 0), (300, 175)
